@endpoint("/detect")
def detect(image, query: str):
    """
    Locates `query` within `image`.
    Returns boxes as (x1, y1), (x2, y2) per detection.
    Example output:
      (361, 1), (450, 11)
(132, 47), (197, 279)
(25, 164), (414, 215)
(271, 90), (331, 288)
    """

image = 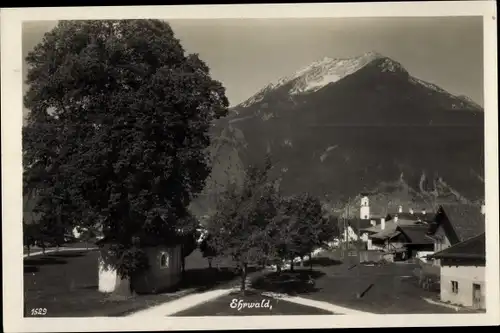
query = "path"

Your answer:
(259, 291), (374, 315)
(128, 271), (265, 317)
(128, 287), (238, 317)
(23, 247), (98, 258)
(128, 267), (375, 317)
